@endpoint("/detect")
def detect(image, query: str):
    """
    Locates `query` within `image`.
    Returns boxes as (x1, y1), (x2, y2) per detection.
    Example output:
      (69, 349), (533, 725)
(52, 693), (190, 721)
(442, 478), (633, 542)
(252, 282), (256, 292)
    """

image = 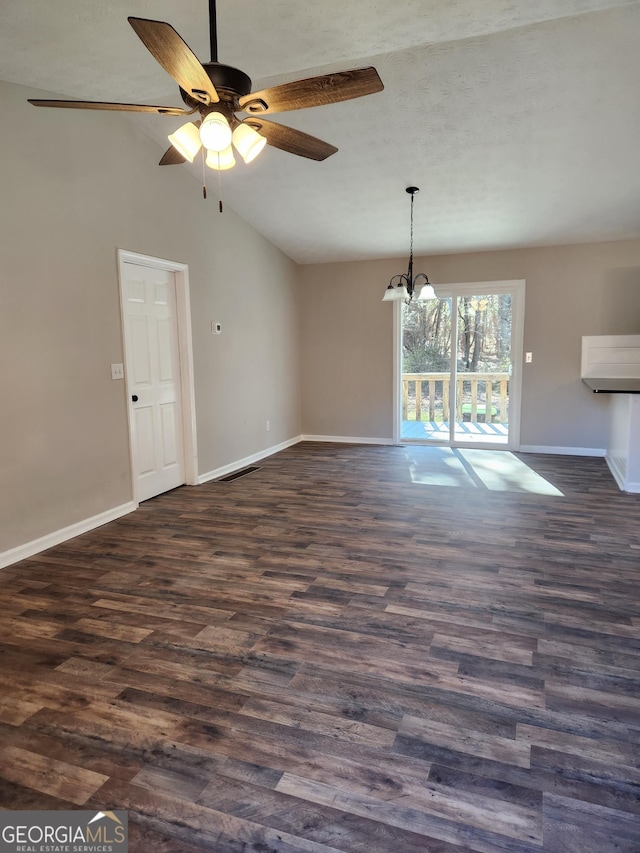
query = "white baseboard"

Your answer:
(198, 436), (303, 484)
(605, 453), (640, 493)
(0, 501), (137, 570)
(519, 445), (606, 457)
(300, 435), (395, 445)
(302, 439), (606, 455)
(606, 453), (626, 491)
